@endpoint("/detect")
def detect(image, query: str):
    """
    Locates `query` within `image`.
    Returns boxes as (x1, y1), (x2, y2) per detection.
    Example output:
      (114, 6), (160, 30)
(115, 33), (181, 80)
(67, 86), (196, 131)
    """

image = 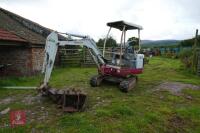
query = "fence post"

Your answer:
(192, 29), (199, 73)
(197, 49), (200, 76)
(194, 29), (198, 48)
